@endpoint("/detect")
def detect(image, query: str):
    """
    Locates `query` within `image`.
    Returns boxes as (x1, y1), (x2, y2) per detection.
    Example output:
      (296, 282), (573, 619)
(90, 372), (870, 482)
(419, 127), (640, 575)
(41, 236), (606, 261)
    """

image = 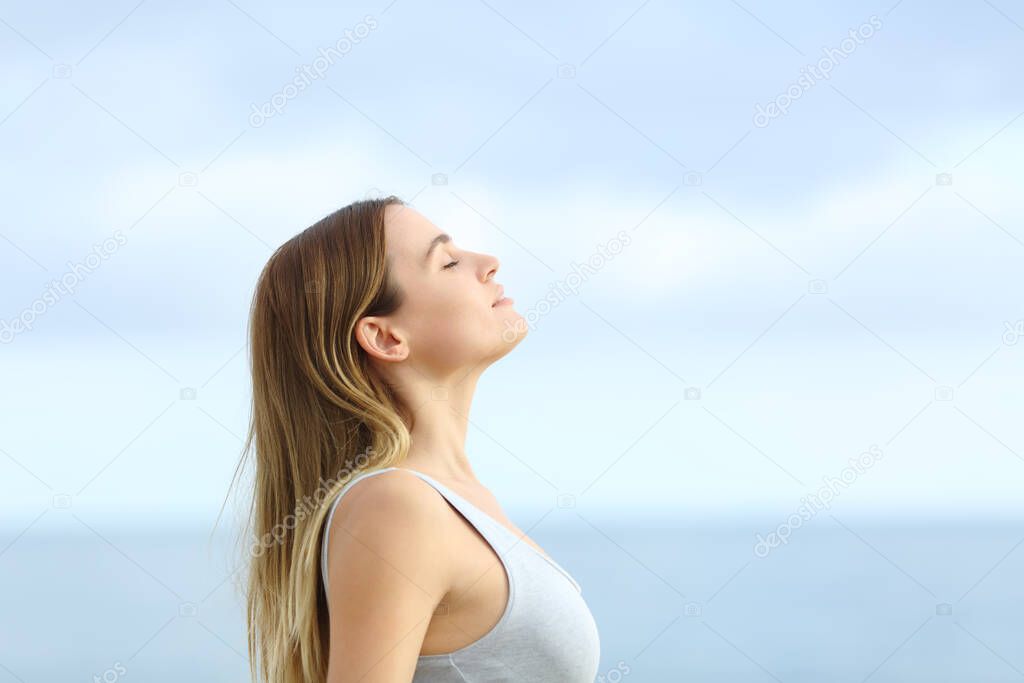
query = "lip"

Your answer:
(492, 285), (506, 307)
(493, 297), (514, 307)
